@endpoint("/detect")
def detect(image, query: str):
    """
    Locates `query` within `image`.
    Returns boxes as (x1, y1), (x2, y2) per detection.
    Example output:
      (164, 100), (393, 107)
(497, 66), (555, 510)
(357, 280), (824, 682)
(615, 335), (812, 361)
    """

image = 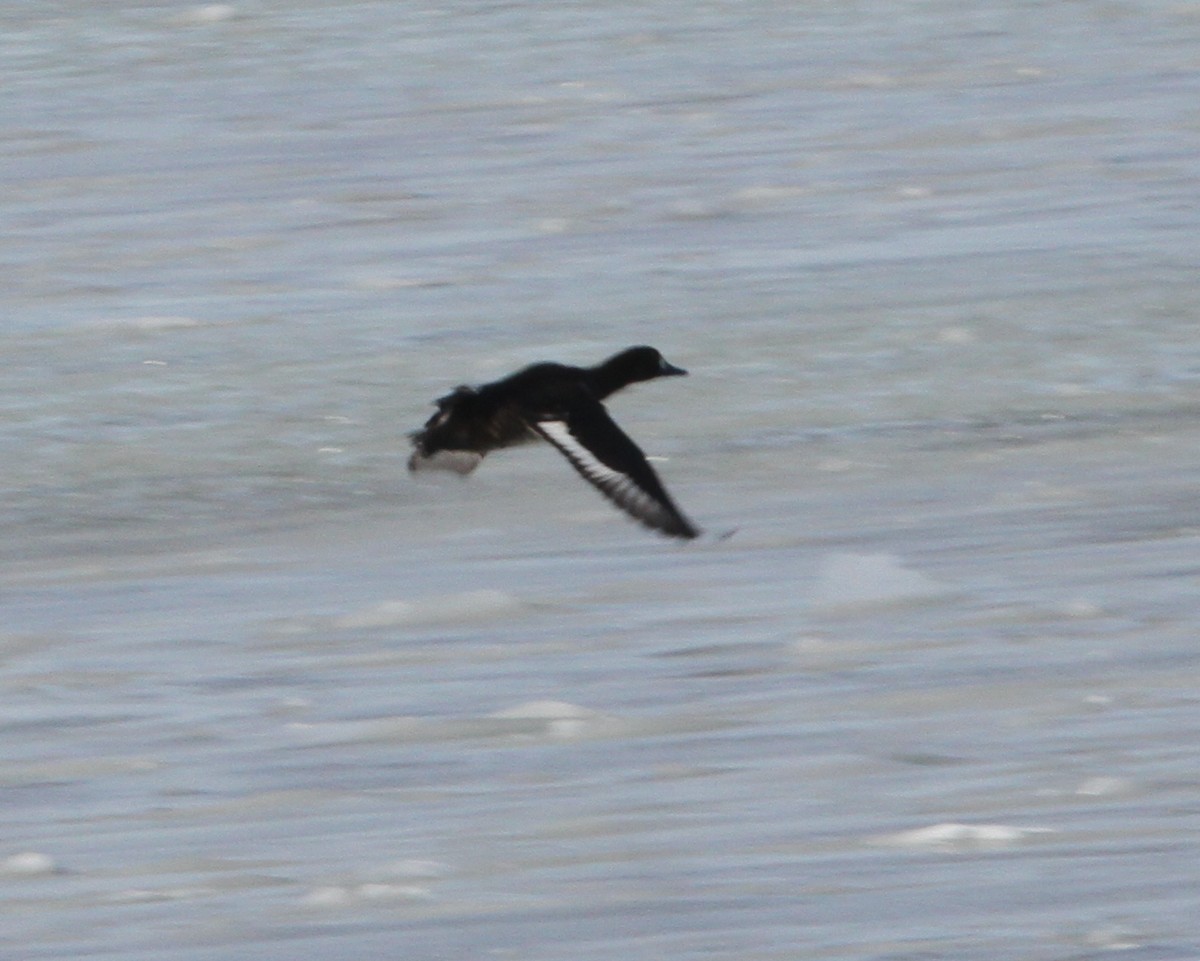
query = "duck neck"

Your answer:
(585, 361), (634, 400)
